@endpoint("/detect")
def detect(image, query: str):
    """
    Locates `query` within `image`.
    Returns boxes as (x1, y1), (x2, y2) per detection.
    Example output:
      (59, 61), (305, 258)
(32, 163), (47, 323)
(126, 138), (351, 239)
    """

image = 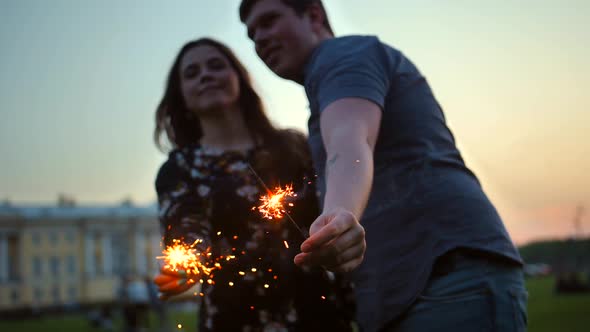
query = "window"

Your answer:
(50, 257), (60, 277)
(66, 256), (76, 275)
(31, 232), (41, 246)
(32, 256), (42, 275)
(111, 234), (129, 275)
(68, 286), (77, 300)
(11, 289), (19, 304)
(49, 232), (59, 246)
(34, 287), (44, 301)
(94, 234), (103, 275)
(51, 286), (60, 303)
(65, 231), (75, 243)
(7, 235), (20, 282)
